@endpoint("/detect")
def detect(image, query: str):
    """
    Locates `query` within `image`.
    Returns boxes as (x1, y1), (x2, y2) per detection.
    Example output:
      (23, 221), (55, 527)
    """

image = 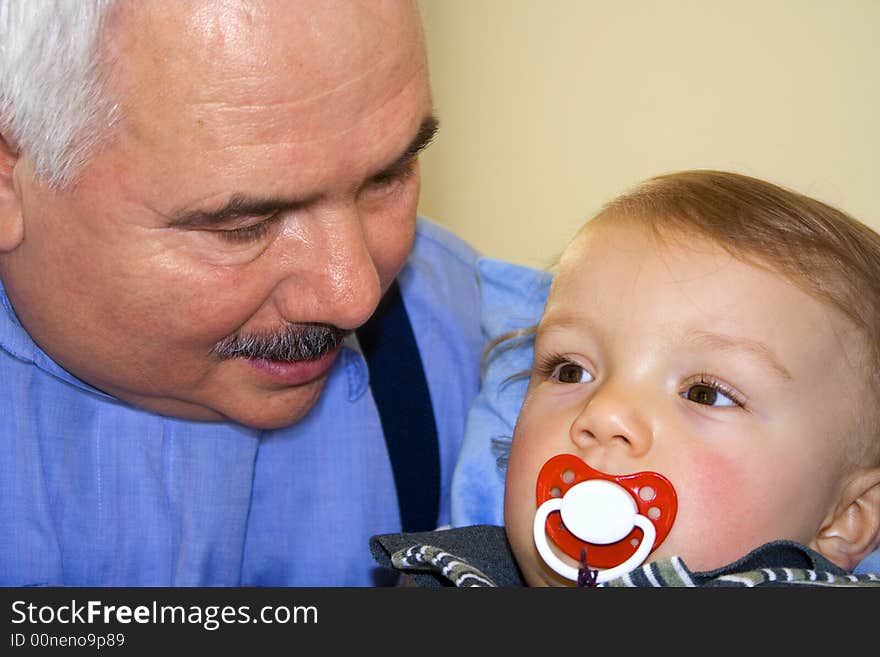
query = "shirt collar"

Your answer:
(0, 278), (116, 398)
(341, 331), (370, 402)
